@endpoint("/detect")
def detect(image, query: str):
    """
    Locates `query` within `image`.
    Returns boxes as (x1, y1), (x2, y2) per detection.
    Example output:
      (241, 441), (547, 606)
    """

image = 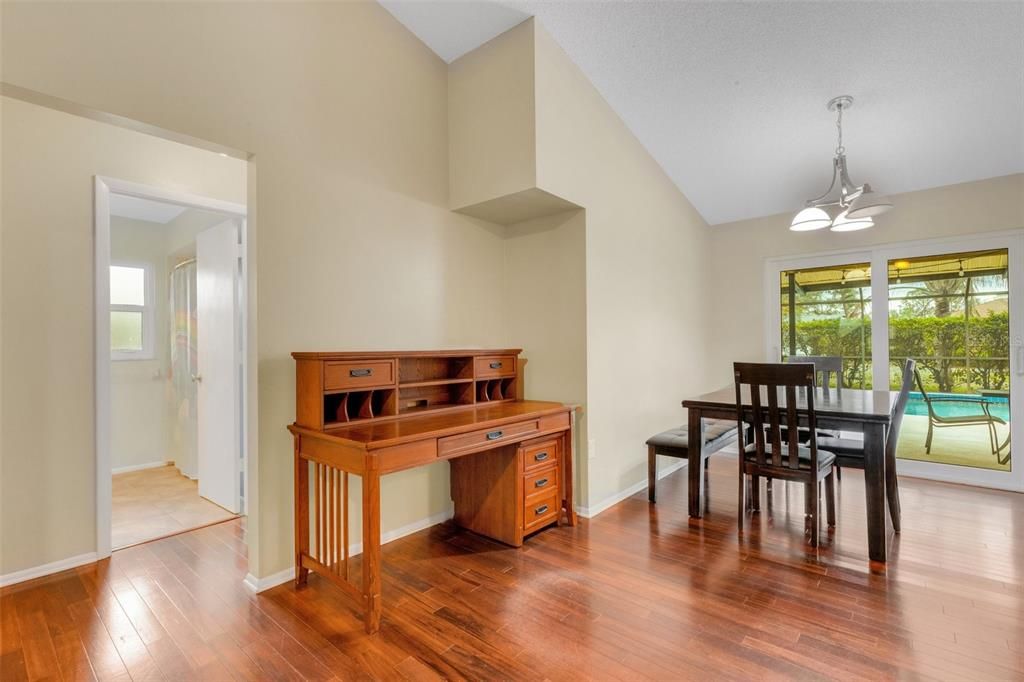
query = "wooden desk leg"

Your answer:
(563, 416), (578, 526)
(362, 468), (382, 634)
(863, 422), (888, 563)
(293, 436), (309, 588)
(687, 409), (706, 518)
